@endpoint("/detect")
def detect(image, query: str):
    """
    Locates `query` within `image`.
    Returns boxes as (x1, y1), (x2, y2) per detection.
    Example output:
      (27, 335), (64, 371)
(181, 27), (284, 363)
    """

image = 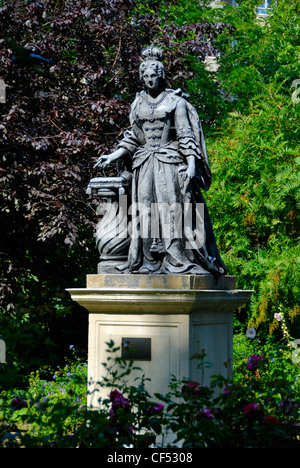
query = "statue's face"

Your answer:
(142, 67), (160, 91)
